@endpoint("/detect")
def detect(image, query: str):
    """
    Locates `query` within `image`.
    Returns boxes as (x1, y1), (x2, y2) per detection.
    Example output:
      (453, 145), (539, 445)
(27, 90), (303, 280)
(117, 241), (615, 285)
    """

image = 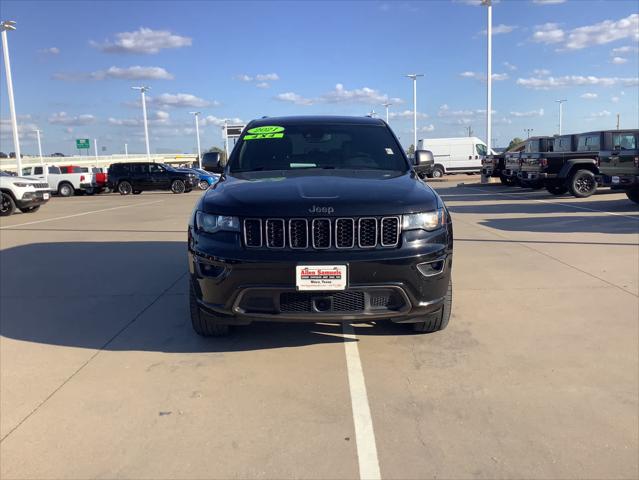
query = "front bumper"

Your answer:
(15, 191), (50, 209)
(189, 228), (452, 324)
(503, 168), (520, 178)
(481, 166), (500, 177)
